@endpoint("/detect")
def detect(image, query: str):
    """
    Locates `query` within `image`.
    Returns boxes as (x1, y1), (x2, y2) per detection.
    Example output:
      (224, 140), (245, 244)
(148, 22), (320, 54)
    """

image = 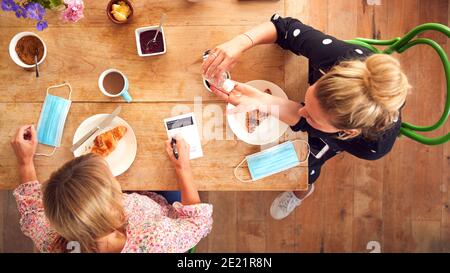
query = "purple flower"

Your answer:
(1, 1), (50, 31)
(36, 20), (48, 31)
(25, 2), (45, 21)
(14, 6), (27, 19)
(1, 0), (17, 11)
